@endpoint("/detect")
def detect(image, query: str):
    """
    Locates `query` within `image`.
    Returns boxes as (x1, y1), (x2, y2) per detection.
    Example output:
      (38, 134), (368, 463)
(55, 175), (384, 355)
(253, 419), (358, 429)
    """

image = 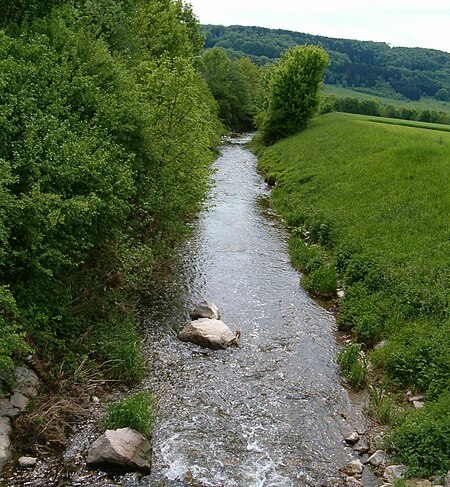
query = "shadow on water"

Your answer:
(2, 134), (380, 487)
